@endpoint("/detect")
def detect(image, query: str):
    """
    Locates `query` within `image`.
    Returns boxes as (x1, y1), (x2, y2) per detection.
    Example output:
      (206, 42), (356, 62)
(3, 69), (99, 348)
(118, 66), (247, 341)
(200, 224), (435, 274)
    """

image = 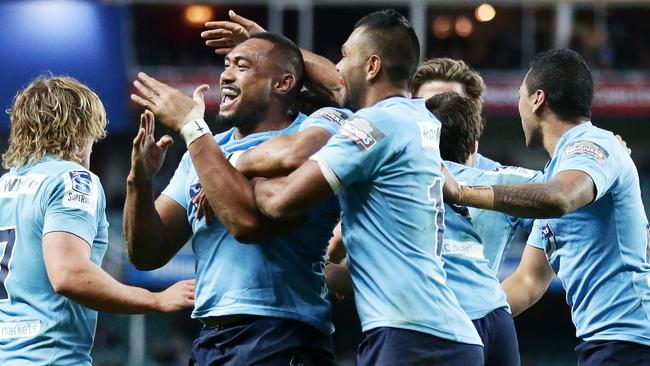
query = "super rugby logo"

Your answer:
(563, 140), (609, 165)
(339, 117), (385, 151)
(69, 171), (92, 194)
(541, 222), (558, 260)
